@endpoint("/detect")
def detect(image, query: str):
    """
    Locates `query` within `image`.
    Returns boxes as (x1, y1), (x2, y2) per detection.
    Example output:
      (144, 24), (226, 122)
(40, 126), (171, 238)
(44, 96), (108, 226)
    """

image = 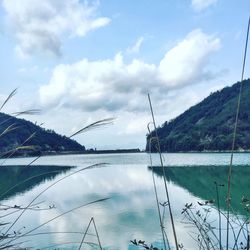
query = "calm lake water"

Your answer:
(1, 153), (250, 249)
